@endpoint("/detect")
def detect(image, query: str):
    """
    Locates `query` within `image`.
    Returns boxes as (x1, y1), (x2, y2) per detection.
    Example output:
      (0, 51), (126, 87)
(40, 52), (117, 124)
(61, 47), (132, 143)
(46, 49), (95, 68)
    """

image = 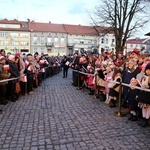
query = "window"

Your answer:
(47, 37), (52, 43)
(74, 39), (79, 44)
(80, 39), (84, 44)
(101, 38), (104, 44)
(94, 40), (97, 46)
(20, 33), (29, 38)
(33, 37), (38, 44)
(0, 32), (9, 37)
(12, 41), (19, 46)
(130, 44), (133, 48)
(41, 49), (44, 54)
(112, 39), (115, 43)
(88, 39), (92, 44)
(20, 41), (28, 46)
(60, 38), (65, 44)
(69, 39), (72, 44)
(0, 41), (9, 45)
(0, 24), (20, 28)
(33, 48), (37, 54)
(41, 37), (45, 44)
(10, 33), (19, 37)
(106, 38), (108, 44)
(54, 37), (58, 43)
